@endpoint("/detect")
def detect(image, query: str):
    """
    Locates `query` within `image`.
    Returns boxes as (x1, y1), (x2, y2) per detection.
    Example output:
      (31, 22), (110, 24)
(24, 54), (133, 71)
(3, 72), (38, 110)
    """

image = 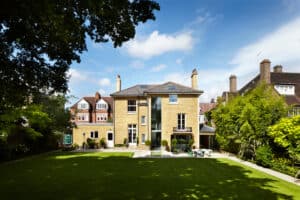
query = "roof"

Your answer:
(239, 72), (300, 105)
(200, 124), (215, 133)
(199, 103), (217, 114)
(71, 96), (113, 112)
(111, 82), (203, 97)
